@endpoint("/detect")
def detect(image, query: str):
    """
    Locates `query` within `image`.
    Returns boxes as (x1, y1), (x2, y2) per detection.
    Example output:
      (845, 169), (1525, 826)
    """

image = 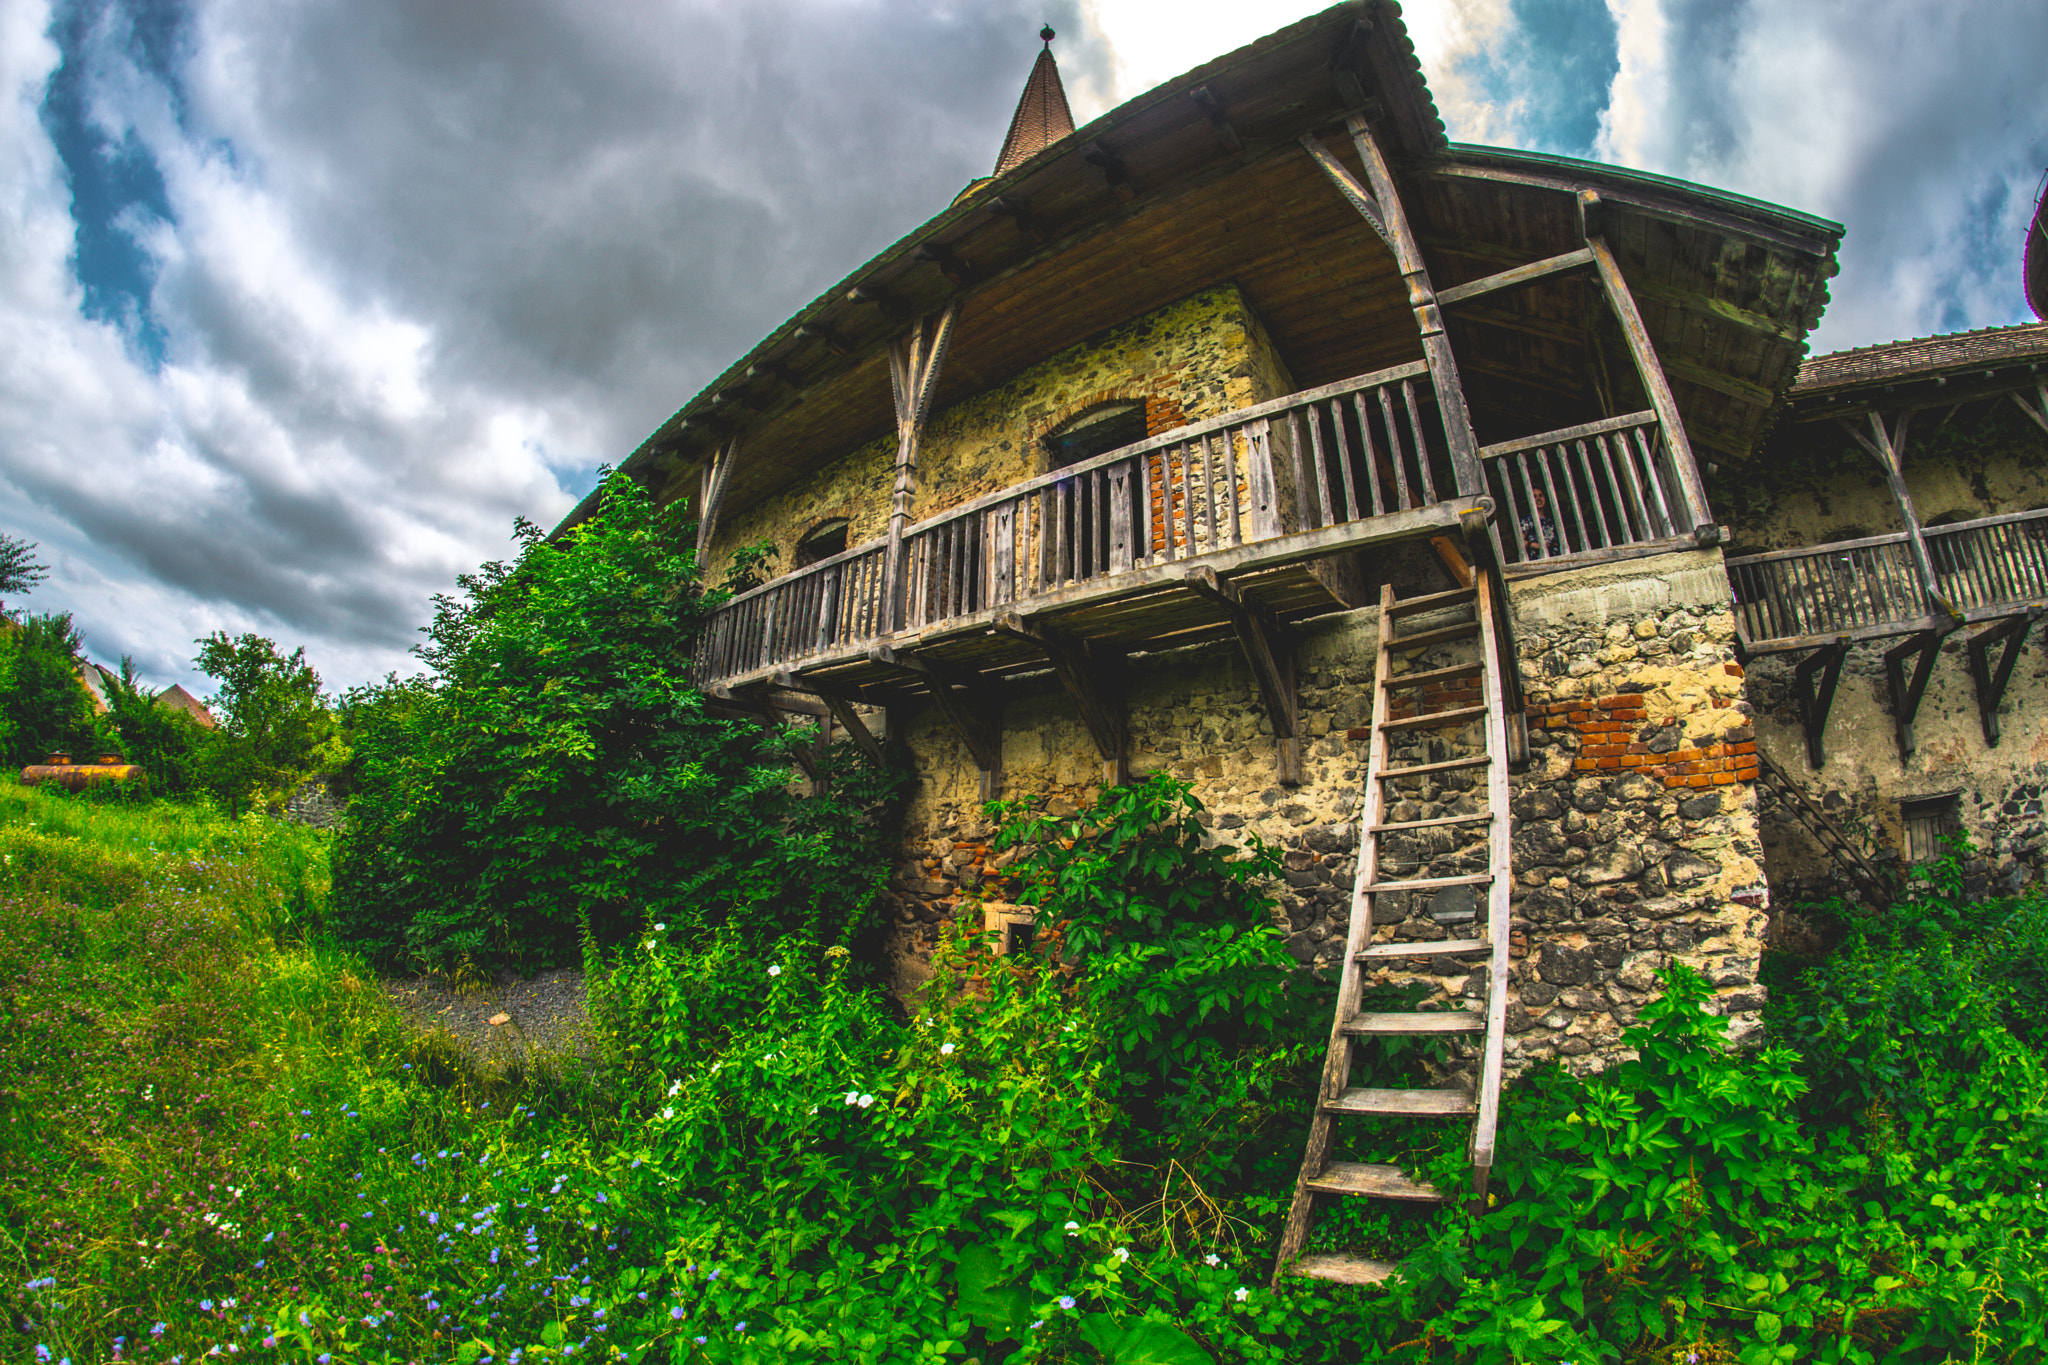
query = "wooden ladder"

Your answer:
(1272, 573), (1515, 1286)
